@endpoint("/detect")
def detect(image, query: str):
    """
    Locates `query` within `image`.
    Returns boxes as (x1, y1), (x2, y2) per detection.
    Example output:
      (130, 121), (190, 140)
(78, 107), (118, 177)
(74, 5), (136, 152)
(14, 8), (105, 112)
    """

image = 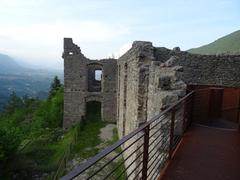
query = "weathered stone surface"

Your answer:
(154, 47), (240, 87)
(173, 47), (181, 52)
(158, 76), (172, 90)
(63, 39), (240, 179)
(63, 38), (117, 129)
(164, 56), (178, 67)
(173, 65), (184, 72)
